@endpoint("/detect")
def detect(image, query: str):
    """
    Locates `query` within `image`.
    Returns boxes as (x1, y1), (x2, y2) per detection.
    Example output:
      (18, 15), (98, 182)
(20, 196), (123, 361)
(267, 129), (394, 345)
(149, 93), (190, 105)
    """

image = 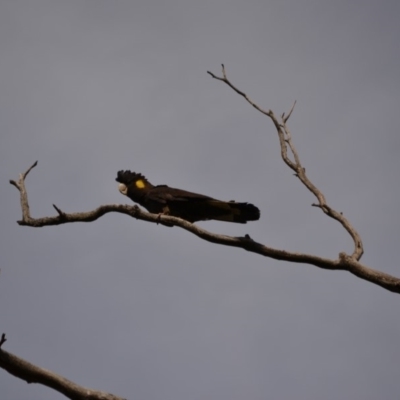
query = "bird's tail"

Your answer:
(207, 200), (260, 223)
